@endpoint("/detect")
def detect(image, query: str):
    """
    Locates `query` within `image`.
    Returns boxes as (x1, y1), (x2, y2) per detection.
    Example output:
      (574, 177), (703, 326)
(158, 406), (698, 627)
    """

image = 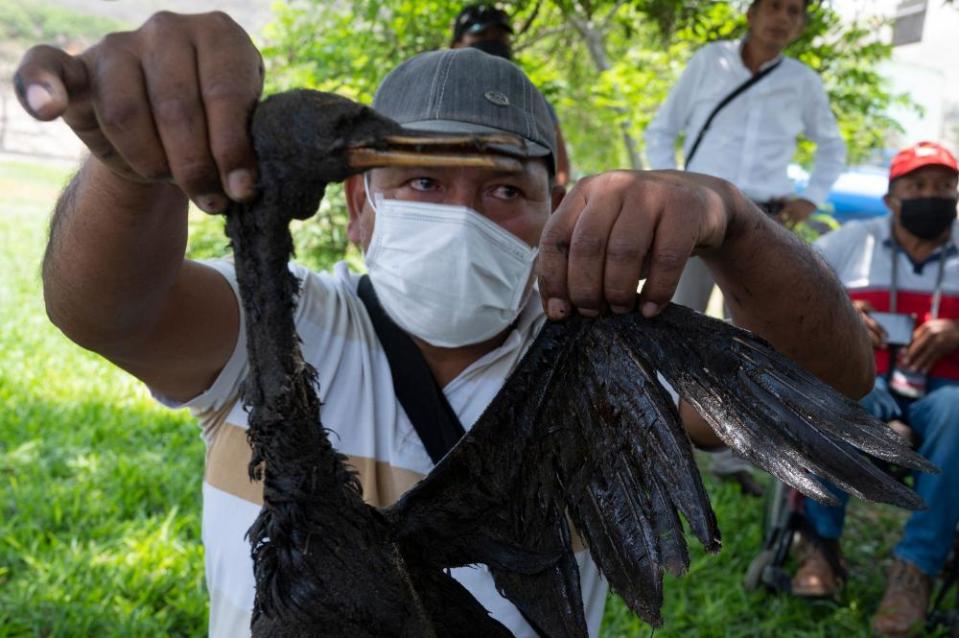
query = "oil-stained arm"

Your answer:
(42, 162), (239, 403)
(700, 175), (874, 399)
(16, 12), (263, 402)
